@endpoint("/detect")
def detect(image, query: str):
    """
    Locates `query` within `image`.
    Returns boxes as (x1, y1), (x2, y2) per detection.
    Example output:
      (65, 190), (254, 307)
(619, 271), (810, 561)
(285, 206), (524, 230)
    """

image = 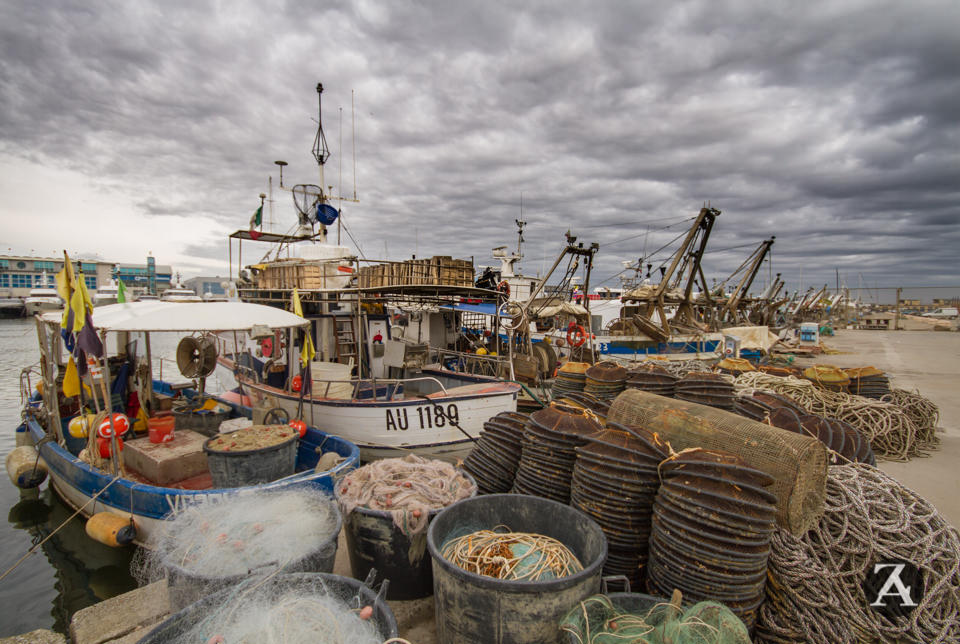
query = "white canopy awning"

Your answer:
(40, 301), (309, 333)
